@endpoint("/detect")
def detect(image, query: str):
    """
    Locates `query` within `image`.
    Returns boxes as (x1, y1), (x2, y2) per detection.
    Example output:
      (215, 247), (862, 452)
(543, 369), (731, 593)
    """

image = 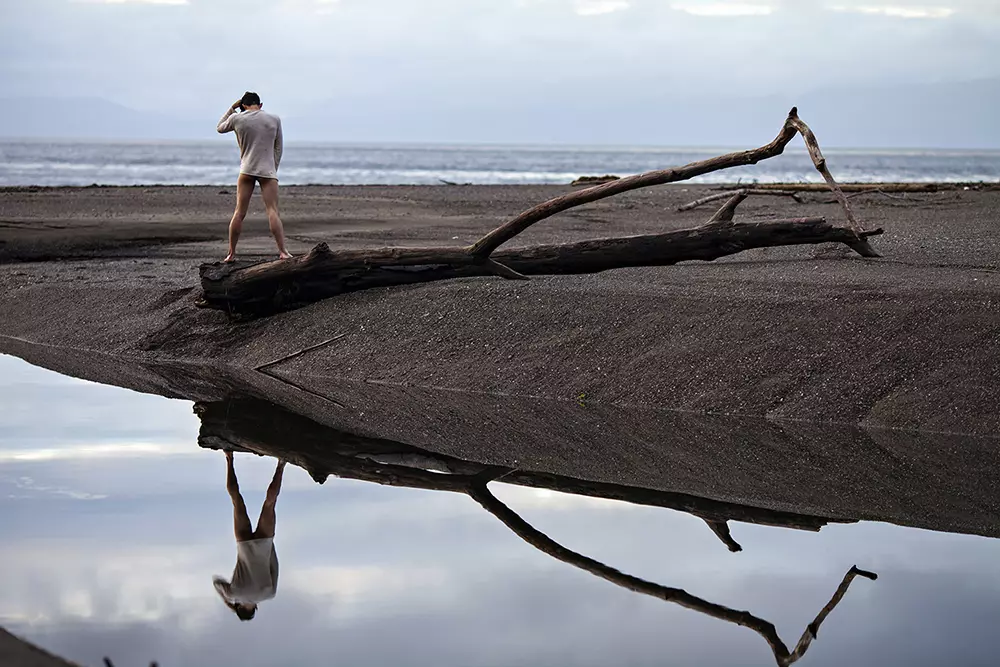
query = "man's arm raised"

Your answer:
(217, 100), (242, 134)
